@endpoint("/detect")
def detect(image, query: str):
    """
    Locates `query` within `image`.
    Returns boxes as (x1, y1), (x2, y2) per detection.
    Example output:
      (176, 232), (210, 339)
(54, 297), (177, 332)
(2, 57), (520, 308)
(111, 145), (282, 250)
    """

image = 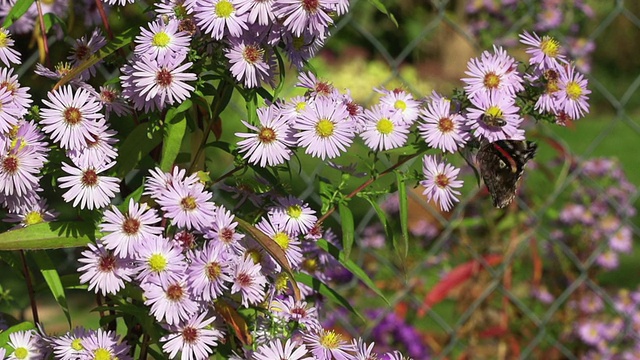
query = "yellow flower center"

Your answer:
(320, 330), (343, 349)
(274, 273), (289, 293)
(0, 31), (7, 48)
(315, 119), (334, 138)
(258, 127), (276, 144)
(393, 99), (406, 111)
(180, 196), (197, 211)
(295, 101), (307, 113)
(435, 174), (450, 189)
(540, 36), (560, 58)
(566, 81), (583, 100)
(286, 204), (303, 219)
(273, 232), (290, 250)
(483, 72), (501, 89)
(94, 347), (112, 360)
(438, 117), (454, 133)
(152, 31), (171, 47)
(215, 0), (235, 18)
(148, 253), (168, 272)
(376, 117), (394, 135)
(13, 347), (28, 359)
(302, 258), (318, 272)
(247, 249), (262, 264)
(24, 211), (44, 226)
(71, 338), (84, 351)
(485, 106), (503, 119)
